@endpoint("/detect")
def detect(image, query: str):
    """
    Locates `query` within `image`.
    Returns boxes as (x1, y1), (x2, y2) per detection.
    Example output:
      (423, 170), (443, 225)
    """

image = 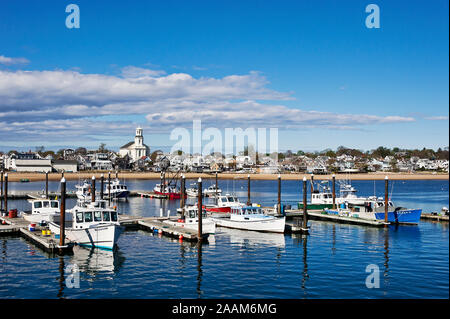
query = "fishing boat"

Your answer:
(204, 194), (245, 214)
(298, 180), (371, 210)
(186, 183), (199, 197)
(153, 181), (182, 199)
(203, 184), (222, 197)
(75, 180), (93, 202)
(106, 178), (129, 200)
(48, 199), (123, 250)
(213, 205), (285, 233)
(22, 198), (72, 224)
(325, 198), (422, 224)
(165, 205), (216, 234)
